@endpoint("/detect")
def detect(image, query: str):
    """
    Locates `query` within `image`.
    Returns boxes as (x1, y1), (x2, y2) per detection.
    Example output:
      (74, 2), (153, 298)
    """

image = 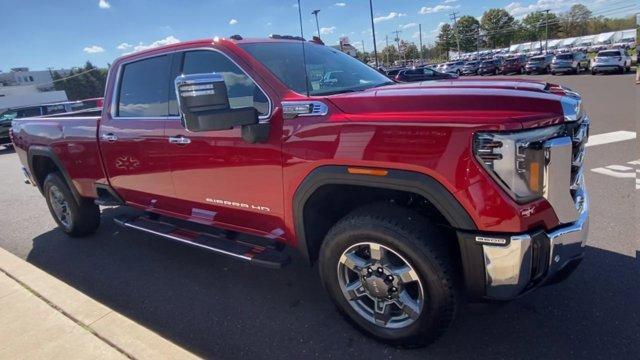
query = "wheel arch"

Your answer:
(28, 145), (82, 204)
(292, 166), (477, 264)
